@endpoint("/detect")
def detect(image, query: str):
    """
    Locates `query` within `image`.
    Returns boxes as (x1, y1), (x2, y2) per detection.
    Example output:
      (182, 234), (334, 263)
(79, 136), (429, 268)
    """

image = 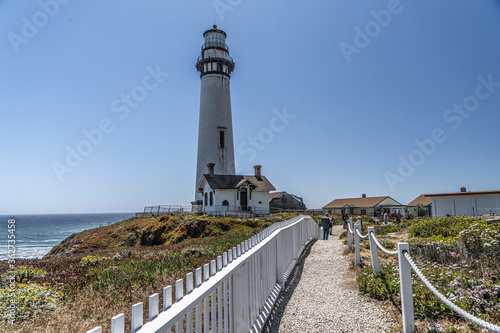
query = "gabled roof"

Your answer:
(323, 196), (389, 209)
(407, 194), (432, 207)
(425, 190), (500, 197)
(269, 191), (285, 202)
(200, 174), (276, 192)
